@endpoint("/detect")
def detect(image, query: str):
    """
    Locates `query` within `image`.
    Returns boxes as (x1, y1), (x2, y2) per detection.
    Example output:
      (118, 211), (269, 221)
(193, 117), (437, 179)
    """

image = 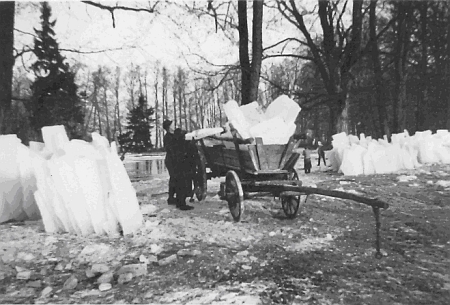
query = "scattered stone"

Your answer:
(139, 255), (149, 264)
(16, 270), (32, 280)
(63, 275), (78, 290)
(54, 263), (64, 271)
(97, 271), (114, 284)
(77, 244), (116, 264)
(241, 265), (252, 270)
(41, 286), (52, 298)
(132, 297), (141, 303)
(15, 266), (27, 272)
(150, 244), (163, 254)
(236, 250), (249, 257)
(91, 263), (110, 274)
(158, 254), (177, 266)
(177, 249), (198, 256)
(17, 252), (35, 261)
(64, 261), (73, 270)
(269, 231), (276, 237)
(27, 280), (42, 288)
(77, 289), (102, 298)
(249, 256), (258, 262)
(117, 264), (148, 277)
(17, 287), (36, 298)
(144, 291), (153, 299)
(148, 255), (158, 263)
(118, 272), (134, 284)
(436, 180), (450, 189)
(386, 266), (395, 273)
(99, 283), (112, 291)
(144, 220), (160, 229)
(160, 208), (171, 214)
(85, 269), (96, 278)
